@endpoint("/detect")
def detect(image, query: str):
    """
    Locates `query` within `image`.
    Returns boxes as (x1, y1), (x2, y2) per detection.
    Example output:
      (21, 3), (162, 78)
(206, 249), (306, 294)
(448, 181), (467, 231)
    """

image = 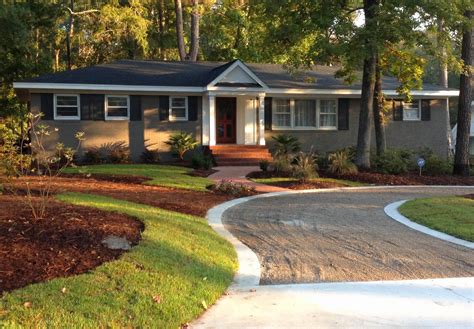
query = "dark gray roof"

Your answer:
(21, 59), (451, 91)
